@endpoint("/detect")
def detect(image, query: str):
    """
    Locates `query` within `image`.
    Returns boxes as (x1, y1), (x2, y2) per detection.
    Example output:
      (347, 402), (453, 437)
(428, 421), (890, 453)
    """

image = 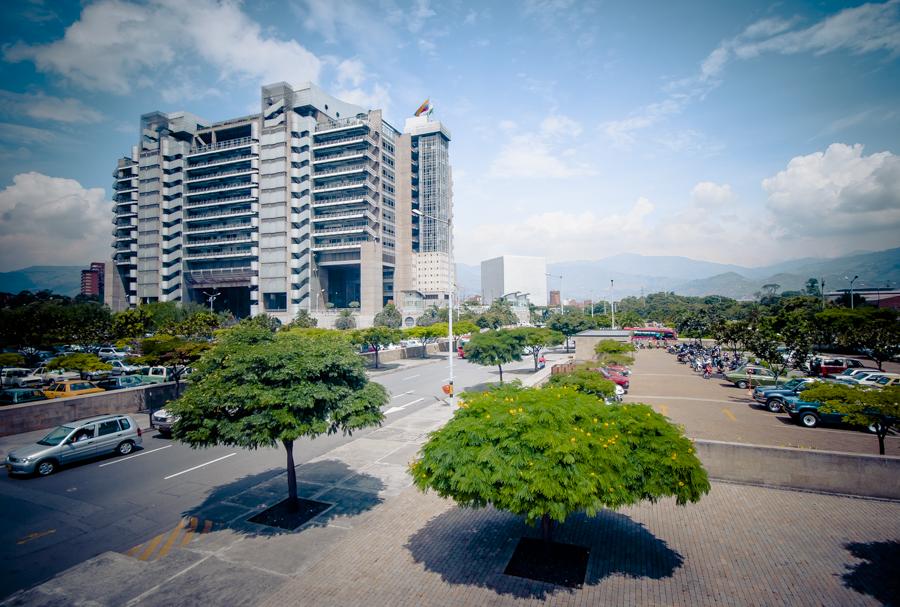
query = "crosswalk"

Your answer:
(124, 516), (214, 562)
